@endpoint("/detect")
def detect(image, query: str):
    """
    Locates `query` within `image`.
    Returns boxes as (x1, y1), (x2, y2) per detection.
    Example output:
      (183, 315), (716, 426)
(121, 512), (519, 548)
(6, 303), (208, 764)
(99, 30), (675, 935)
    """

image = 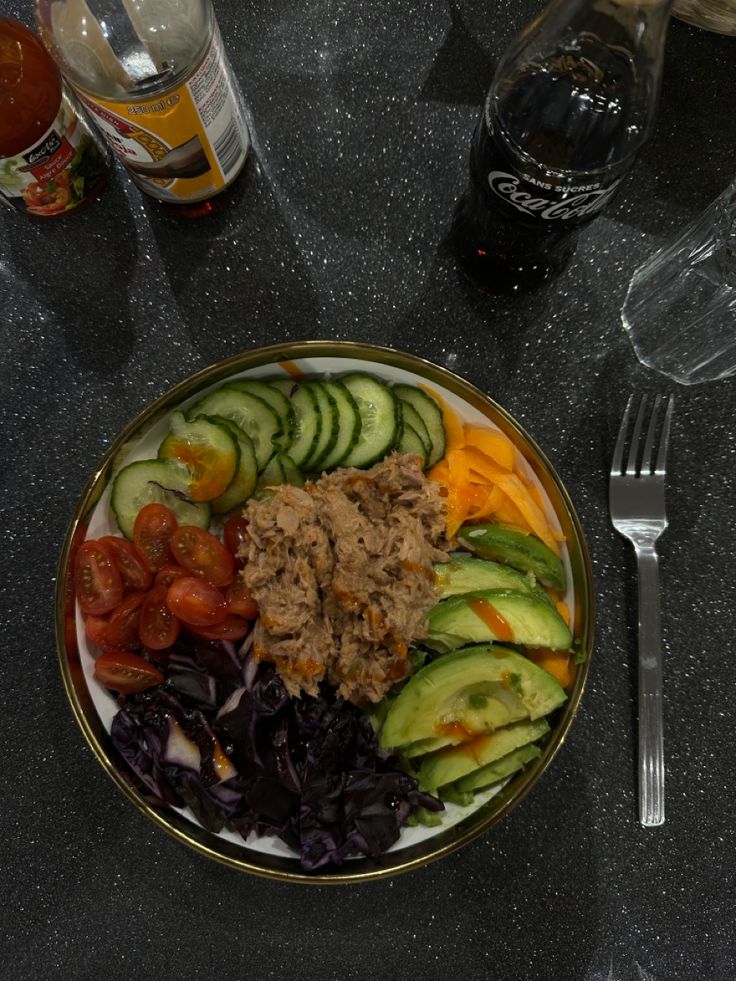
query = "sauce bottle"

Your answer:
(0, 17), (109, 217)
(35, 0), (251, 217)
